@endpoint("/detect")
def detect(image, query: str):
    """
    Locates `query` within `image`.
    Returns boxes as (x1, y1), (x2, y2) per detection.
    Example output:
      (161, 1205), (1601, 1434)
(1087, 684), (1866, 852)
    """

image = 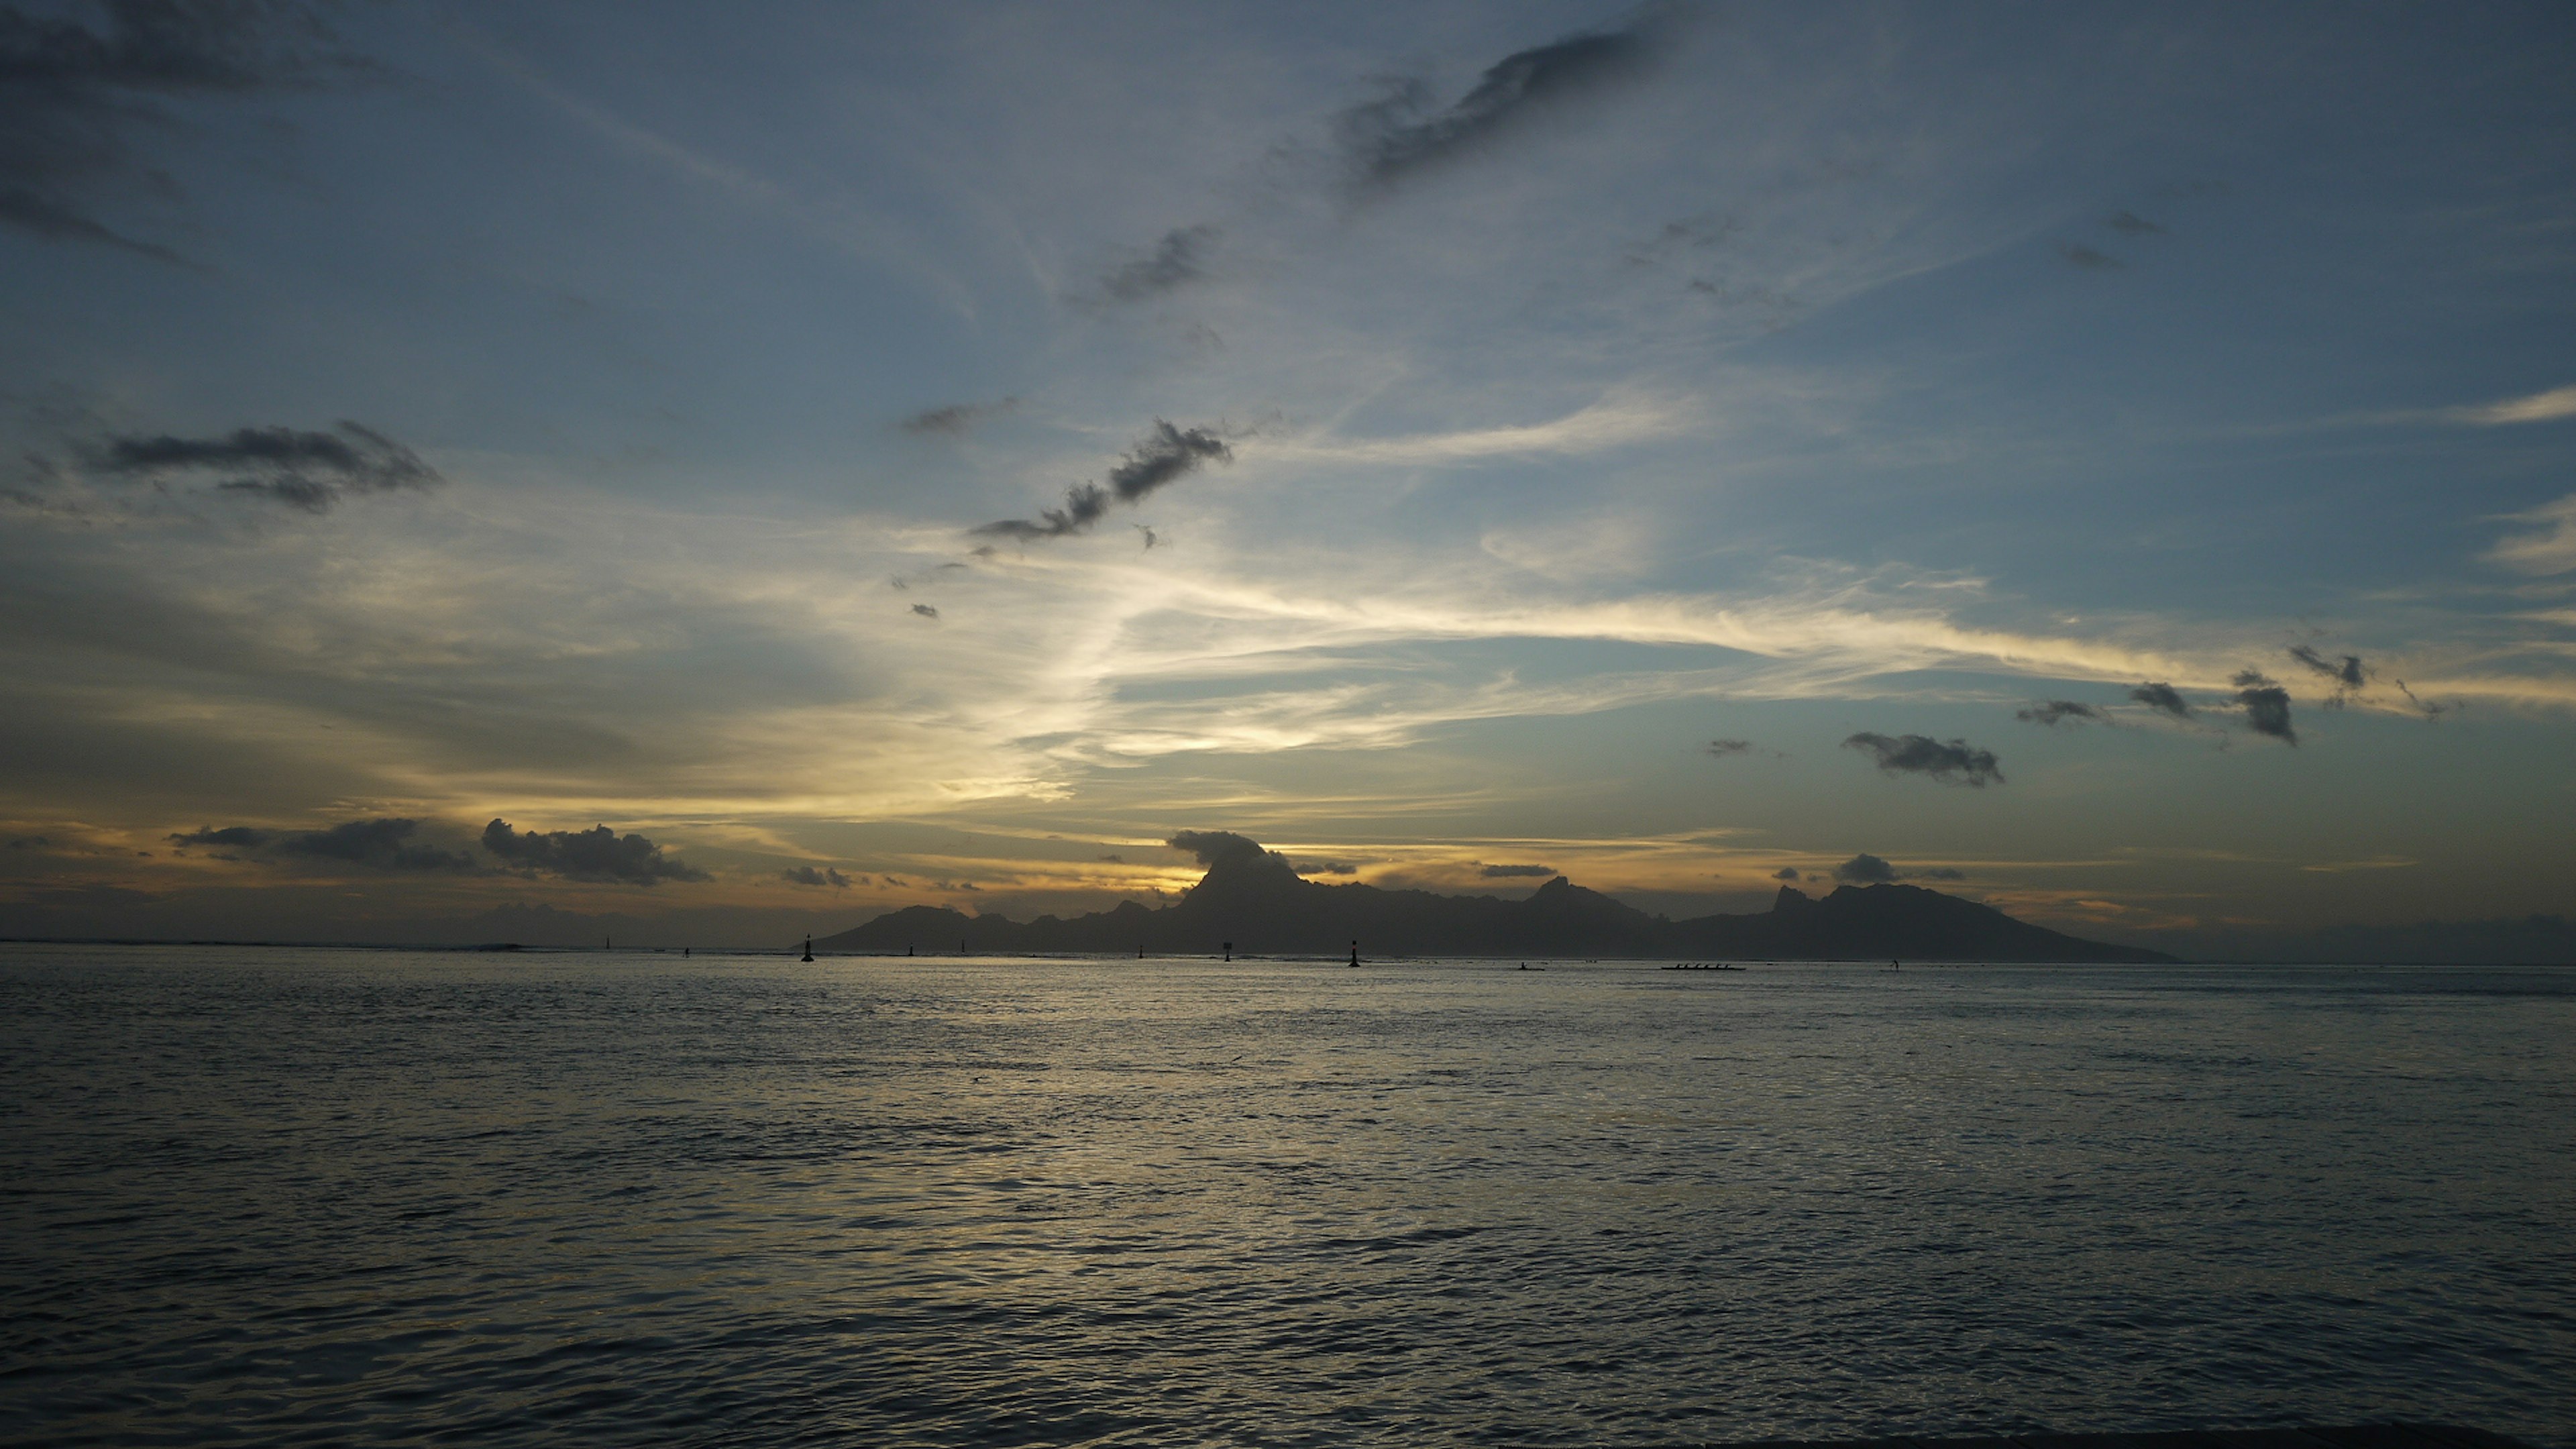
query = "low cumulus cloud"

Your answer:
(1333, 11), (1672, 193)
(1831, 853), (1960, 885)
(481, 819), (708, 885)
(170, 818), (474, 871)
(1843, 732), (2004, 787)
(93, 421), (439, 512)
(1834, 853), (1896, 884)
(1099, 224), (1220, 303)
(1771, 867), (1800, 881)
(2231, 671), (2297, 745)
(1479, 863), (1556, 878)
(1293, 858), (1358, 875)
(900, 396), (1018, 437)
(975, 421), (1231, 542)
(0, 0), (372, 259)
(782, 865), (854, 888)
(2129, 682), (2193, 720)
(2015, 700), (2104, 727)
(1167, 829), (1269, 867)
